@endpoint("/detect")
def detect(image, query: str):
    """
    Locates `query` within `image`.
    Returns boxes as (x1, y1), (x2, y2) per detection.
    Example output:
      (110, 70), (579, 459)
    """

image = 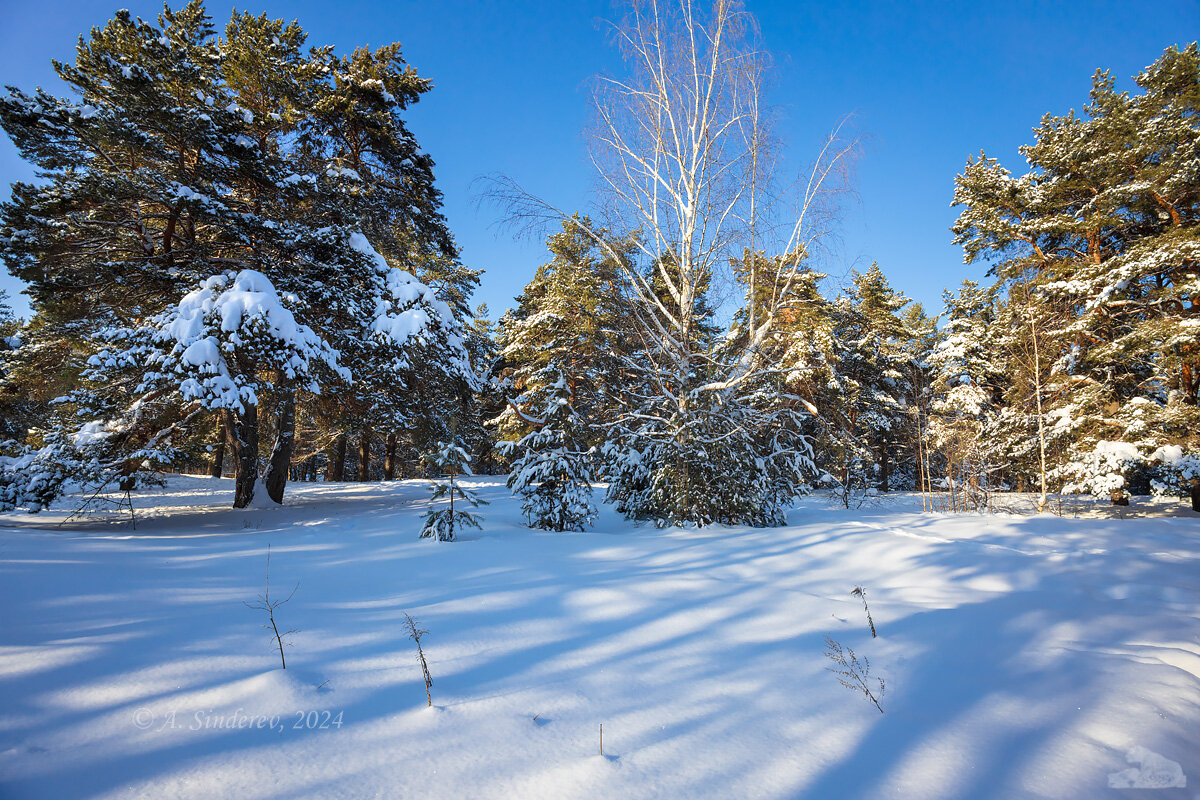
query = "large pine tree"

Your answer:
(952, 43), (1200, 504)
(0, 2), (471, 510)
